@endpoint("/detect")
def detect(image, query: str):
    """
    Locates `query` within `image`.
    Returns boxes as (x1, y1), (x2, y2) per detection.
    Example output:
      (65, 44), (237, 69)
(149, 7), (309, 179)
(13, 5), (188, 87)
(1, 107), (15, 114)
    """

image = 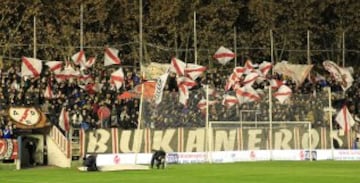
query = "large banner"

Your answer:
(8, 107), (47, 129)
(0, 139), (18, 160)
(83, 127), (357, 154)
